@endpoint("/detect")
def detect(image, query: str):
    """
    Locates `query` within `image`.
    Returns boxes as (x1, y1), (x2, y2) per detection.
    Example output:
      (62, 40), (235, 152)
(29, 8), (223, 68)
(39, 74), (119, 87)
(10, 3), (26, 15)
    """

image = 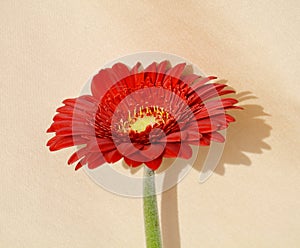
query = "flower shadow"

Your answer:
(193, 90), (271, 174)
(160, 90), (272, 248)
